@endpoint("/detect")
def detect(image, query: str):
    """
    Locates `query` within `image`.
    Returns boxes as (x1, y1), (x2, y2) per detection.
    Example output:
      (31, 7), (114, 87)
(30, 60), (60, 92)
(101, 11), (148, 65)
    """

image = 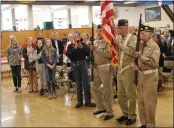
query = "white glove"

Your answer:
(115, 35), (122, 44)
